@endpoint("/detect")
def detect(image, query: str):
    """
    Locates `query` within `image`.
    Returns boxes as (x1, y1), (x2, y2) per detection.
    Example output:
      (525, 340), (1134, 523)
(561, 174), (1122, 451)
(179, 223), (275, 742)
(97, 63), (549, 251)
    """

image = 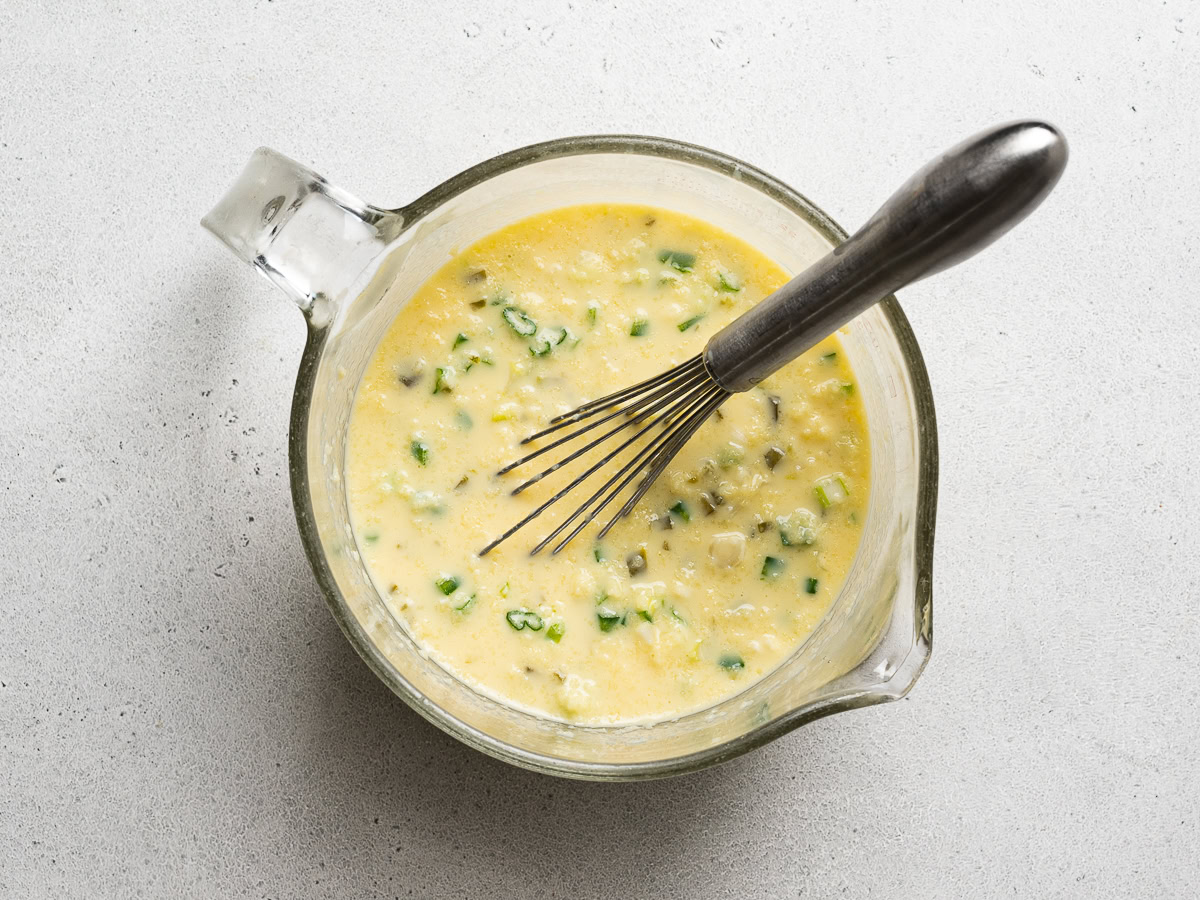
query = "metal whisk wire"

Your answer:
(476, 356), (727, 556)
(478, 120), (1068, 557)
